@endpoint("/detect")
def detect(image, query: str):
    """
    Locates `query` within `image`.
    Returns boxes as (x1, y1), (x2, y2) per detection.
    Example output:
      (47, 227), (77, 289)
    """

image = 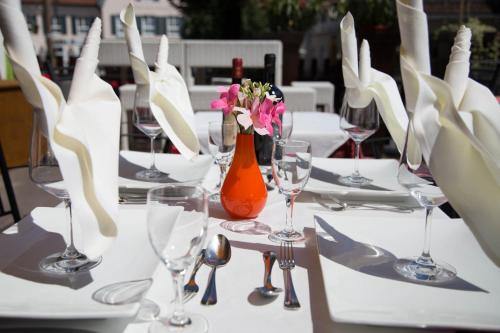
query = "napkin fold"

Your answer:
(120, 3), (200, 160)
(340, 13), (408, 153)
(397, 2), (500, 266)
(0, 3), (119, 259)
